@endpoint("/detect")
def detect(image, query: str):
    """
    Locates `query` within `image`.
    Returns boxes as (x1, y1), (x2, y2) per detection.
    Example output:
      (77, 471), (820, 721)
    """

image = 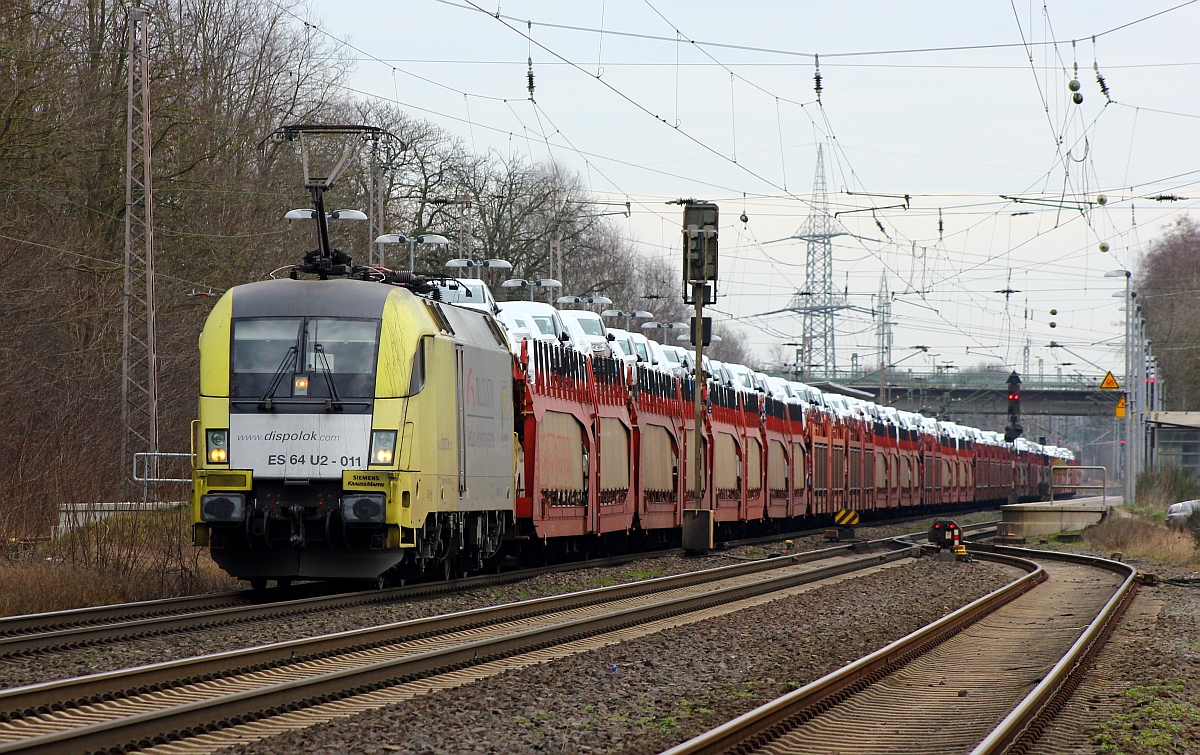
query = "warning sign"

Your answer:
(1099, 371), (1121, 390)
(1116, 396), (1127, 418)
(834, 510), (860, 526)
